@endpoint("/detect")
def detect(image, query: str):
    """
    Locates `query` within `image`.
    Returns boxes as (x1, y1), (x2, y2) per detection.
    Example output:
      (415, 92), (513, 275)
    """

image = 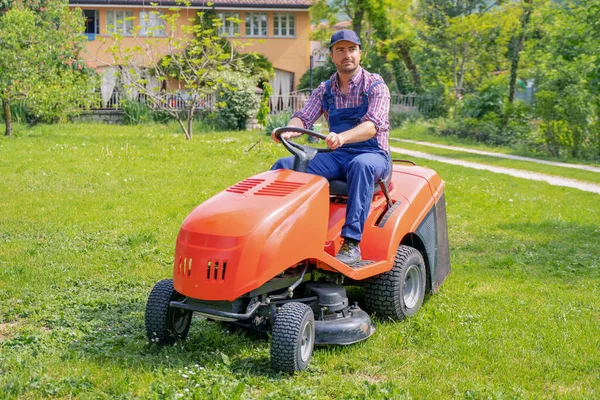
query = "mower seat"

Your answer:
(329, 157), (393, 196)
